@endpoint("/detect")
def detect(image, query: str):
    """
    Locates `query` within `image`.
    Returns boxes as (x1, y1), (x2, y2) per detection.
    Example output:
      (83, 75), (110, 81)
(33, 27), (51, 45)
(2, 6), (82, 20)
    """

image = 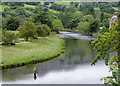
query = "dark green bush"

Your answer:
(2, 29), (18, 45)
(36, 24), (51, 37)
